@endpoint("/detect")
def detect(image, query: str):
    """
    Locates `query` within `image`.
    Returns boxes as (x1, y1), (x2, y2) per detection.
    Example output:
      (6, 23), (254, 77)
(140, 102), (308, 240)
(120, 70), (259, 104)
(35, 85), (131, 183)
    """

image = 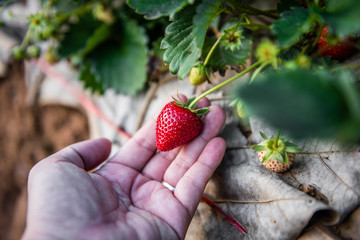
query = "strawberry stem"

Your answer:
(274, 129), (281, 148)
(201, 195), (247, 235)
(188, 59), (263, 109)
(204, 35), (223, 66)
(312, 23), (324, 47)
(20, 28), (32, 49)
